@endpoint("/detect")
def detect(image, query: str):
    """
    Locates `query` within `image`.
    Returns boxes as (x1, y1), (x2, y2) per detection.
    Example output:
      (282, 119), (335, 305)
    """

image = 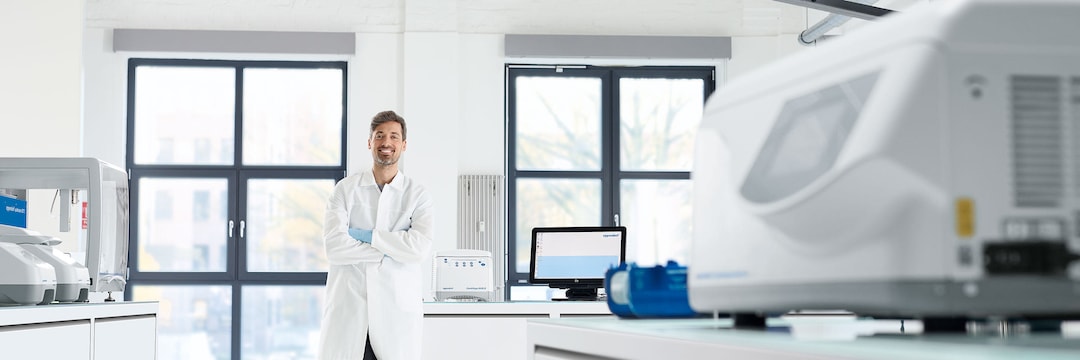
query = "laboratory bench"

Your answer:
(527, 316), (1080, 360)
(422, 301), (612, 360)
(0, 301), (158, 360)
